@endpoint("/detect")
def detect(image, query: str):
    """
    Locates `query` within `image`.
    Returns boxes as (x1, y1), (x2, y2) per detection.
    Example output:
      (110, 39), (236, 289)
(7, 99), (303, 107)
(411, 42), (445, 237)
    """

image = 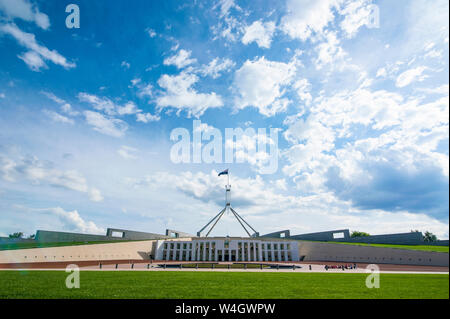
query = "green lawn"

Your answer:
(325, 242), (449, 253)
(0, 271), (447, 299)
